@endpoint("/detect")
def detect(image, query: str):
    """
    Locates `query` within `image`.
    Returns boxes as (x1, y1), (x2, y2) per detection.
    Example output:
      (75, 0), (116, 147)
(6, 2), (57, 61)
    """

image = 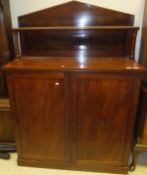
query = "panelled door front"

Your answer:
(71, 73), (140, 170)
(7, 72), (69, 166)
